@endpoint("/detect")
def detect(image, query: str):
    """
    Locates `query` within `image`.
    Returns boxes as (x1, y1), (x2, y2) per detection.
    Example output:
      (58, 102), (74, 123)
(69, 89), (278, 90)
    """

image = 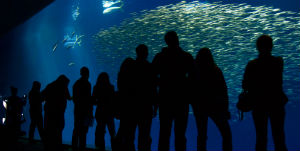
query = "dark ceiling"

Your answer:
(0, 0), (54, 36)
